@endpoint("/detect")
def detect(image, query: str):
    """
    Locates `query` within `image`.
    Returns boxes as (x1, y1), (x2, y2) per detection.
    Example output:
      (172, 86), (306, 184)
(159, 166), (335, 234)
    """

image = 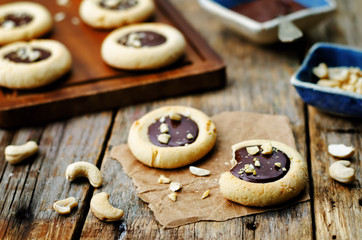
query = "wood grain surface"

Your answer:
(0, 0), (361, 239)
